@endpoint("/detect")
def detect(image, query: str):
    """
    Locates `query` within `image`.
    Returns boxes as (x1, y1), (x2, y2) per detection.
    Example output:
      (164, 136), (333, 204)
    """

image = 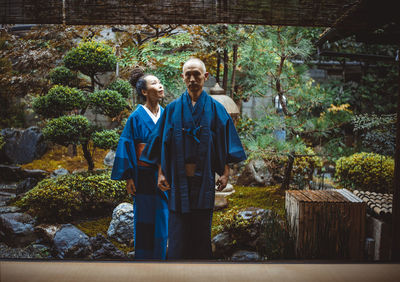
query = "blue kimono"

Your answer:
(141, 90), (246, 259)
(111, 104), (168, 260)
